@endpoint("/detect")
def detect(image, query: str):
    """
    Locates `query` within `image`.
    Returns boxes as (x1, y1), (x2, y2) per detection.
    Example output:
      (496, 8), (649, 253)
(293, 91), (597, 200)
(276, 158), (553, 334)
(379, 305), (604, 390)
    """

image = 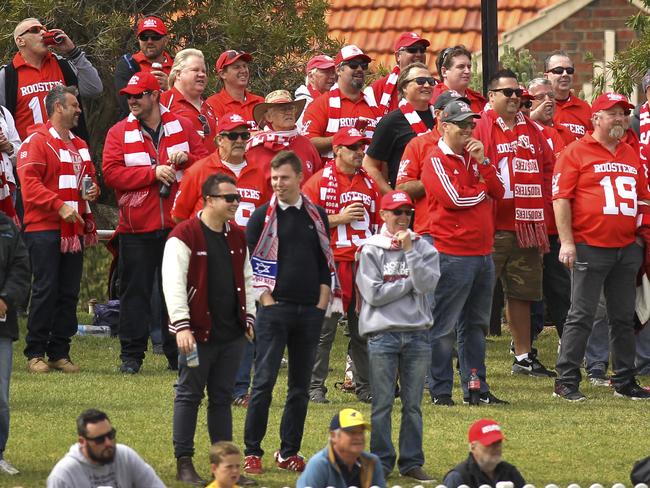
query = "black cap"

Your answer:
(433, 90), (470, 110)
(440, 100), (480, 123)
